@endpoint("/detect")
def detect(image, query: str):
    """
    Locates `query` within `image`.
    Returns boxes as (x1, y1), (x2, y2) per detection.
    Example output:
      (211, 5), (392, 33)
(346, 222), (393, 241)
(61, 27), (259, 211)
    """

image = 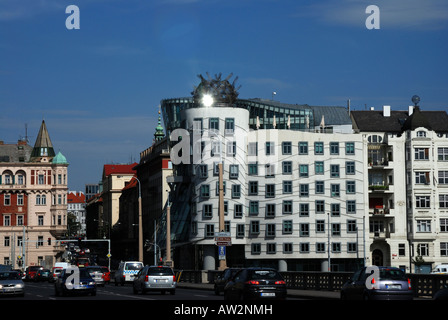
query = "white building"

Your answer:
(161, 74), (367, 271)
(351, 101), (448, 273)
